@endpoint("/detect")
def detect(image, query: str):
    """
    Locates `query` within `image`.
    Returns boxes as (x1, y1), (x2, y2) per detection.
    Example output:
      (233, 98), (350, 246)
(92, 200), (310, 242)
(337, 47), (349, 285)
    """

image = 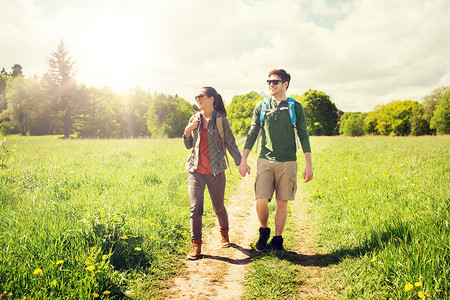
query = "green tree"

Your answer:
(422, 86), (450, 126)
(11, 64), (23, 78)
(24, 77), (53, 136)
(76, 86), (119, 138)
(0, 75), (8, 111)
(365, 105), (385, 135)
(146, 93), (194, 138)
(117, 88), (151, 137)
(339, 112), (367, 136)
(2, 77), (35, 135)
(226, 91), (263, 136)
(430, 91), (450, 134)
(45, 40), (77, 138)
(375, 100), (424, 136)
(297, 90), (338, 136)
(0, 68), (9, 77)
